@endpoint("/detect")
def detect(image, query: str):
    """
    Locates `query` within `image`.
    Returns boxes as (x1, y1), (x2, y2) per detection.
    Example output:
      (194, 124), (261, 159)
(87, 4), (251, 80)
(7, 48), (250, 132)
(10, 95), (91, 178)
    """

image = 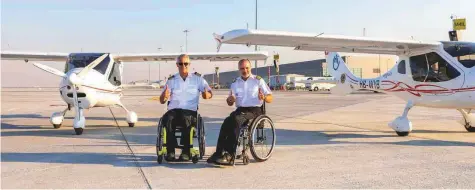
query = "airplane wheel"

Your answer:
(74, 128), (84, 135)
(464, 124), (475, 132)
(128, 123), (135, 128)
(396, 131), (409, 136)
(53, 124), (61, 129)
